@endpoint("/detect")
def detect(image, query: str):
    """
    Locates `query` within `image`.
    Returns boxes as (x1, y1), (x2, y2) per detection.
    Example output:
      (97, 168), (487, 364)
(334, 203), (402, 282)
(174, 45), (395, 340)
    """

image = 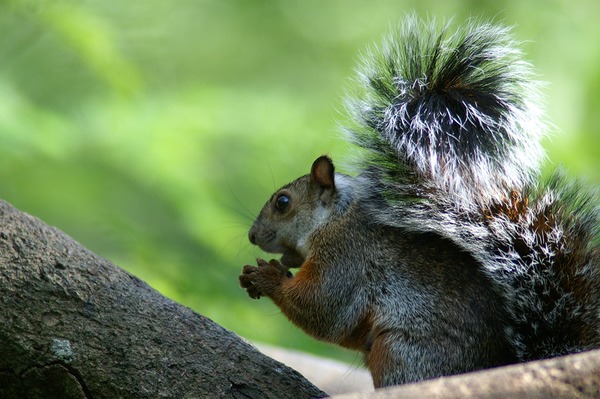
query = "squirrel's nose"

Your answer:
(248, 231), (256, 245)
